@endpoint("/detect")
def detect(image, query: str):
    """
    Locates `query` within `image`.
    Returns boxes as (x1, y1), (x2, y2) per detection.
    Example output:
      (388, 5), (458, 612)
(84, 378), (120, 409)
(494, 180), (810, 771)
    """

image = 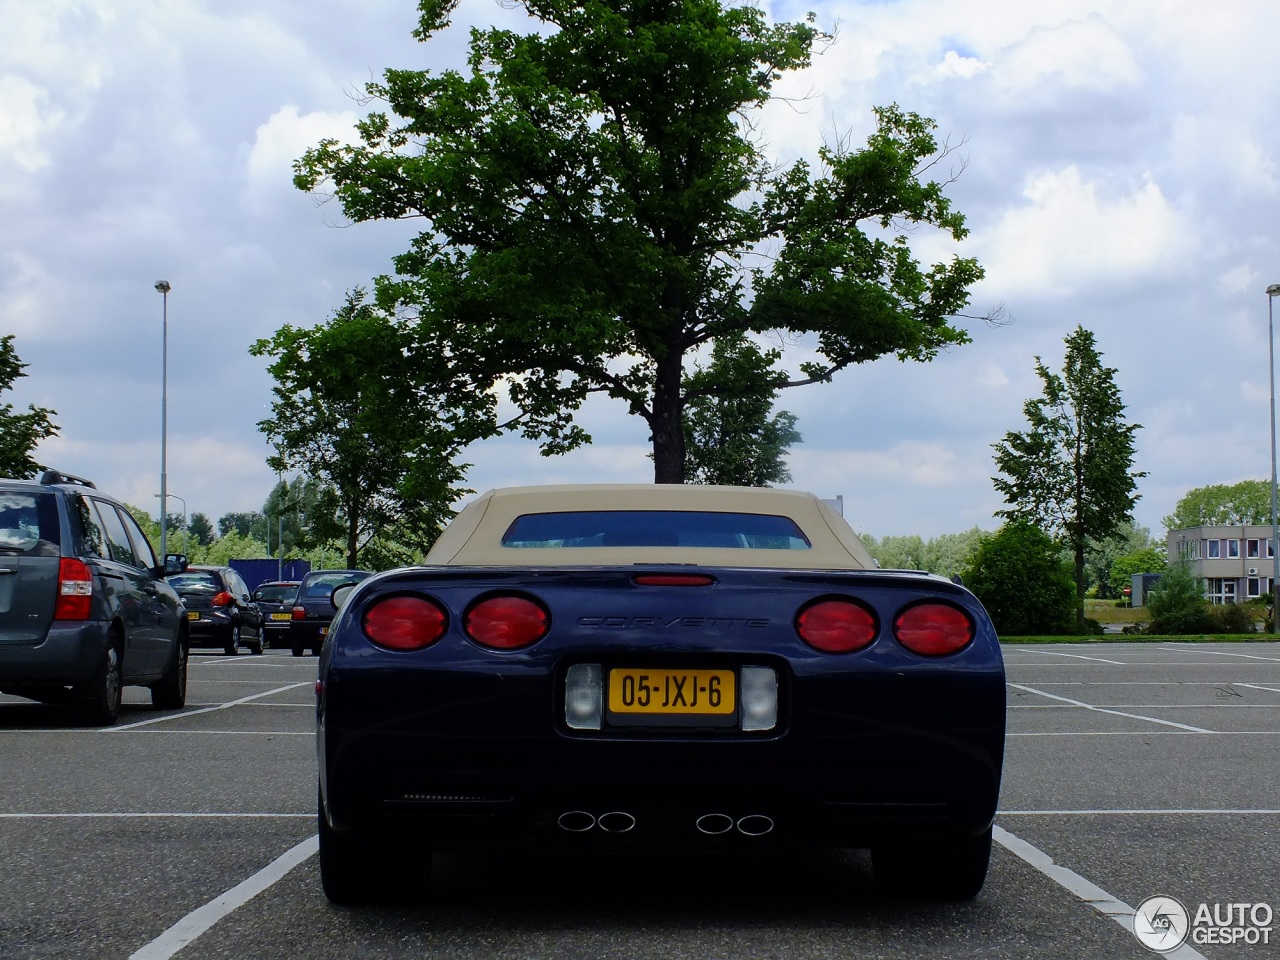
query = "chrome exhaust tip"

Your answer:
(557, 810), (596, 832)
(596, 811), (636, 833)
(695, 813), (735, 835)
(736, 814), (774, 836)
